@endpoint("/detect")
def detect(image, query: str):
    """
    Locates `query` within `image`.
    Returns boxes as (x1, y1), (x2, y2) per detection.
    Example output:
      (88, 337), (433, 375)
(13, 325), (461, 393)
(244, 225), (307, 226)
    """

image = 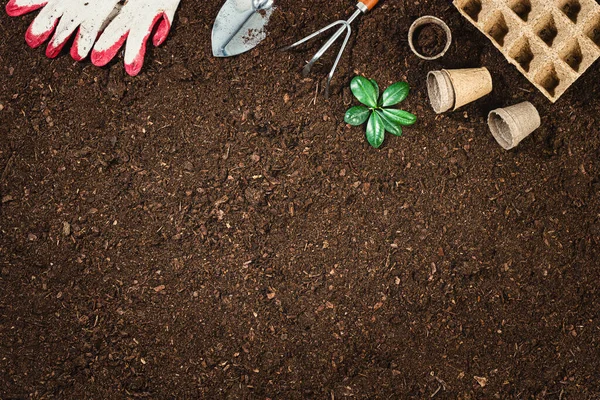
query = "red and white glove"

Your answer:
(91, 0), (181, 76)
(6, 0), (121, 60)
